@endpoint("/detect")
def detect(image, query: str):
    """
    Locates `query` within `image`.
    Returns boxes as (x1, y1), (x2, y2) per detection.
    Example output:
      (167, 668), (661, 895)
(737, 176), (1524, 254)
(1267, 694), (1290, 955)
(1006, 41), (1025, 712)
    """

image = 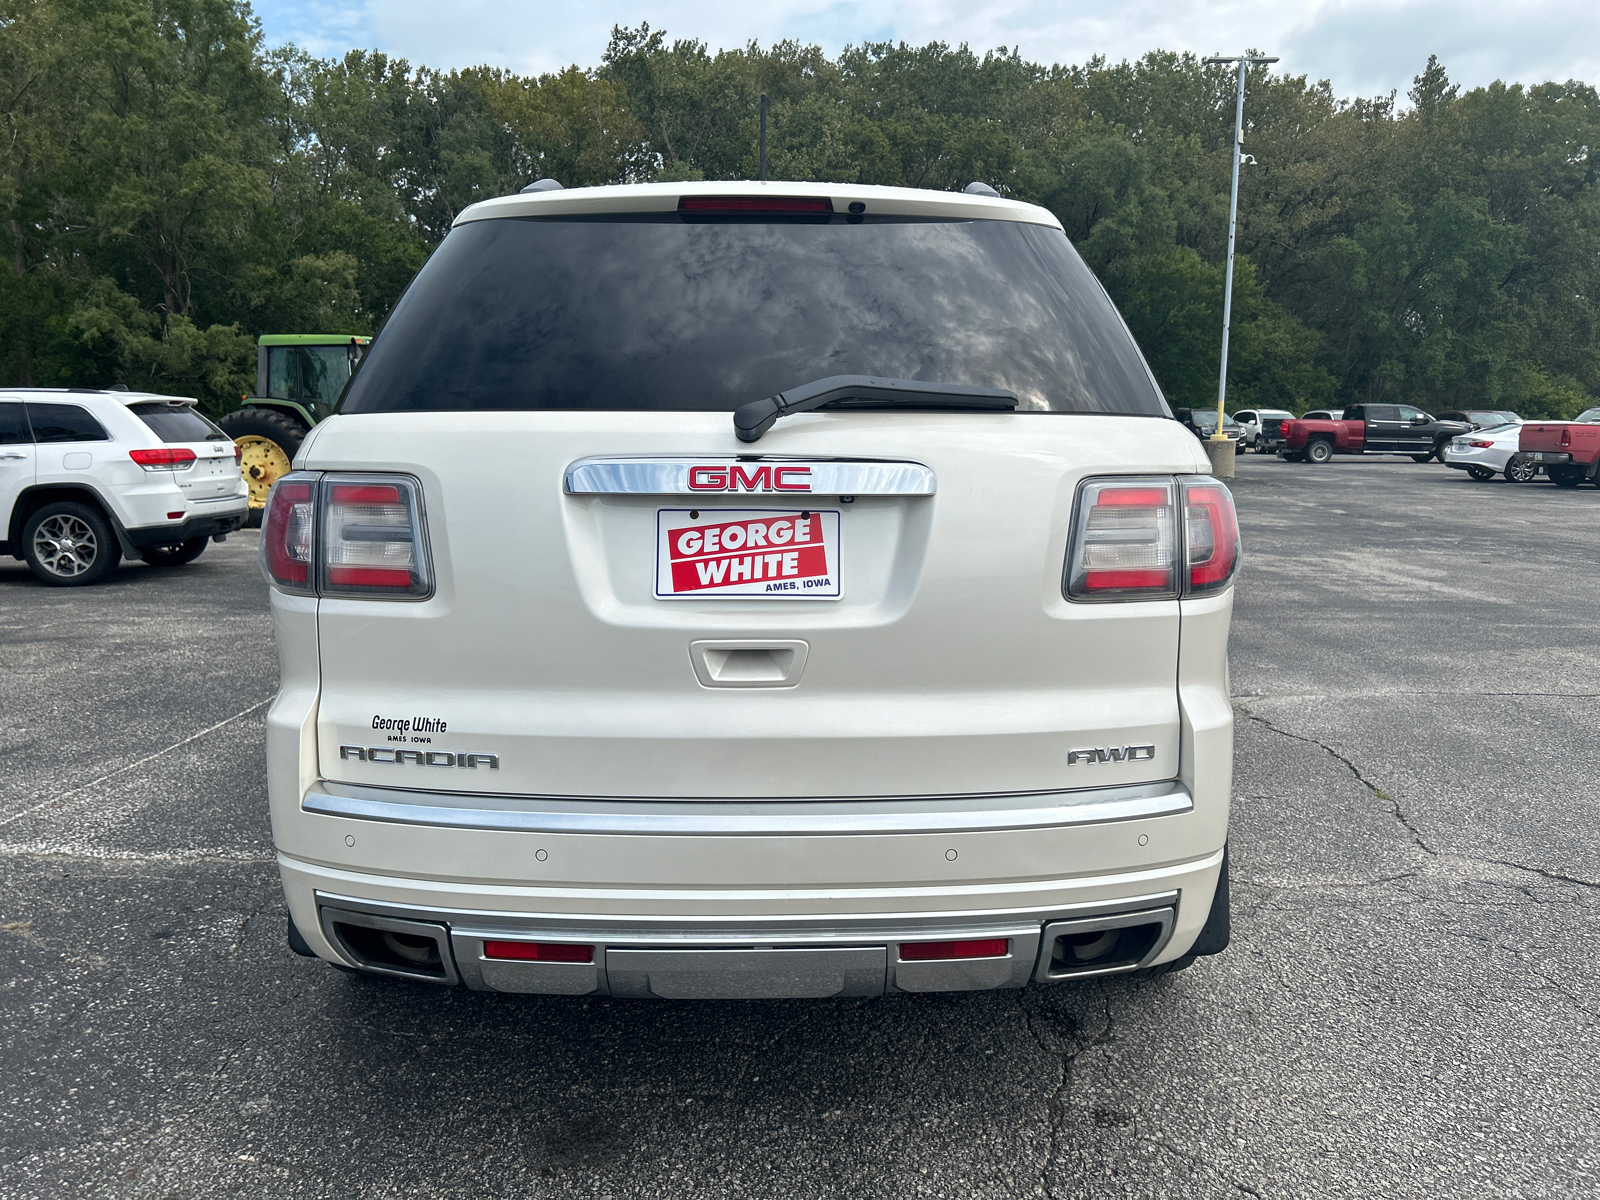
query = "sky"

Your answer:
(251, 0), (1600, 100)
